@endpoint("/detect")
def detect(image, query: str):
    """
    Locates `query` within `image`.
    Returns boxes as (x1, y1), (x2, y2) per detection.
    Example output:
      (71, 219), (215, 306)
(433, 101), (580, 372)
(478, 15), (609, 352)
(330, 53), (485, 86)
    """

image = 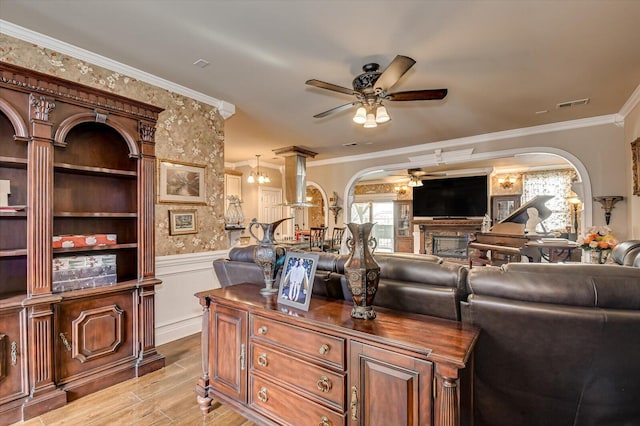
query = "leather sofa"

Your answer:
(212, 243), (640, 425)
(213, 246), (467, 320)
(462, 263), (640, 426)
